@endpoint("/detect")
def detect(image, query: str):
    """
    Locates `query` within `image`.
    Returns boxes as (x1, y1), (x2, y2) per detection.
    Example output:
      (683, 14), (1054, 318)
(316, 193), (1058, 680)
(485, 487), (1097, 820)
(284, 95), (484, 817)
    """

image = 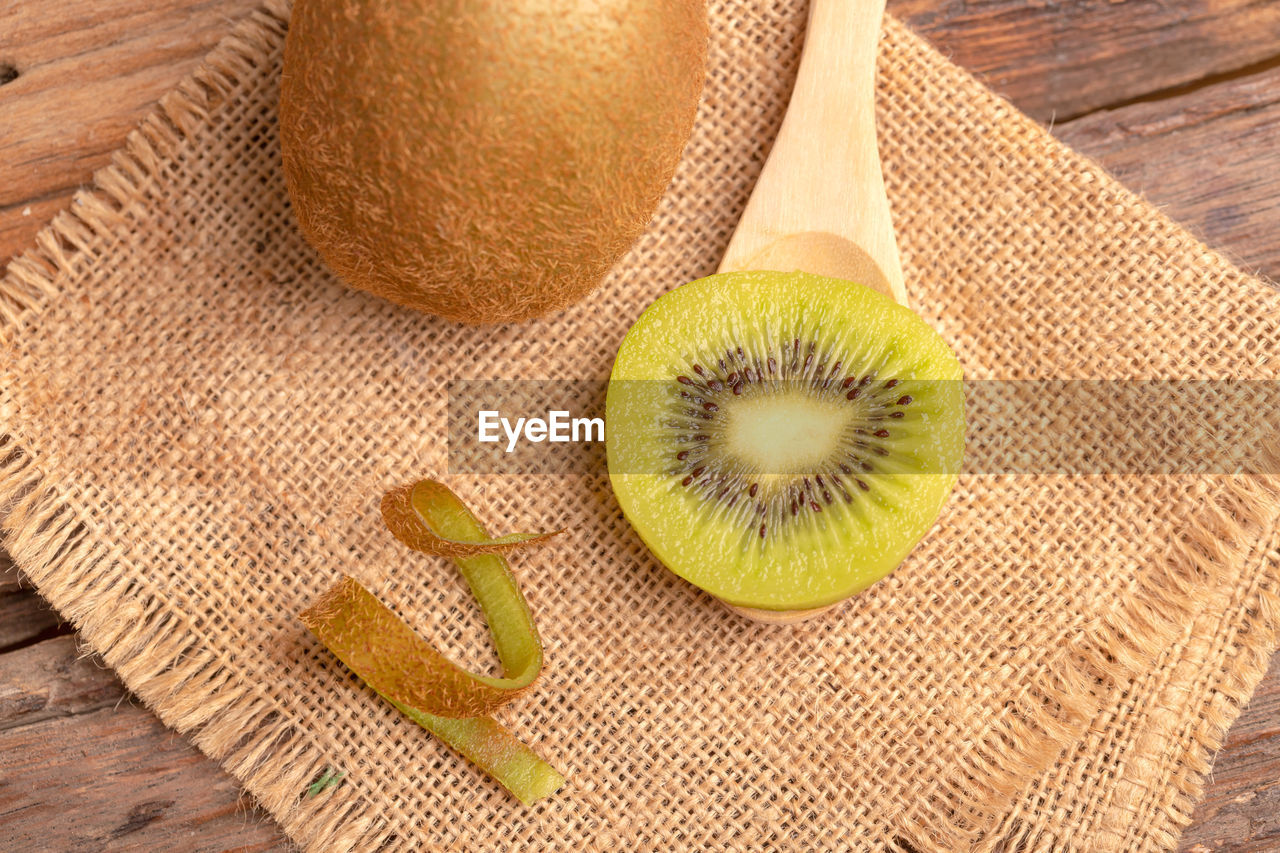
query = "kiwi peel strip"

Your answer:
(382, 479), (563, 558)
(300, 480), (564, 804)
